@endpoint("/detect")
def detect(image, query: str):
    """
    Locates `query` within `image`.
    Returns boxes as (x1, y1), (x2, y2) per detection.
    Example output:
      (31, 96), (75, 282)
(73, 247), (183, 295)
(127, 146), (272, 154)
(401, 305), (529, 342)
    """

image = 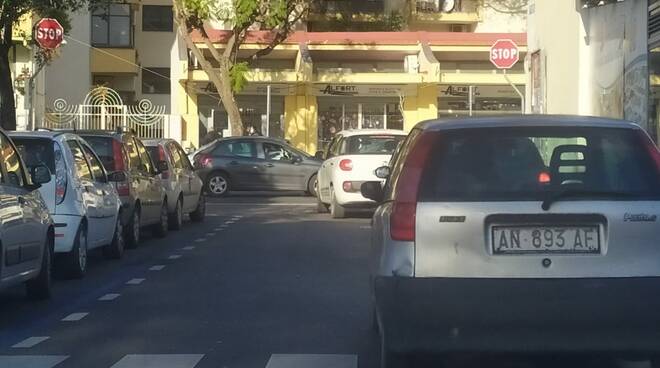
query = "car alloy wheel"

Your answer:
(169, 198), (183, 230)
(104, 215), (124, 259)
(133, 211), (140, 244)
(153, 202), (168, 238)
(78, 229), (88, 273)
(208, 175), (228, 195)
